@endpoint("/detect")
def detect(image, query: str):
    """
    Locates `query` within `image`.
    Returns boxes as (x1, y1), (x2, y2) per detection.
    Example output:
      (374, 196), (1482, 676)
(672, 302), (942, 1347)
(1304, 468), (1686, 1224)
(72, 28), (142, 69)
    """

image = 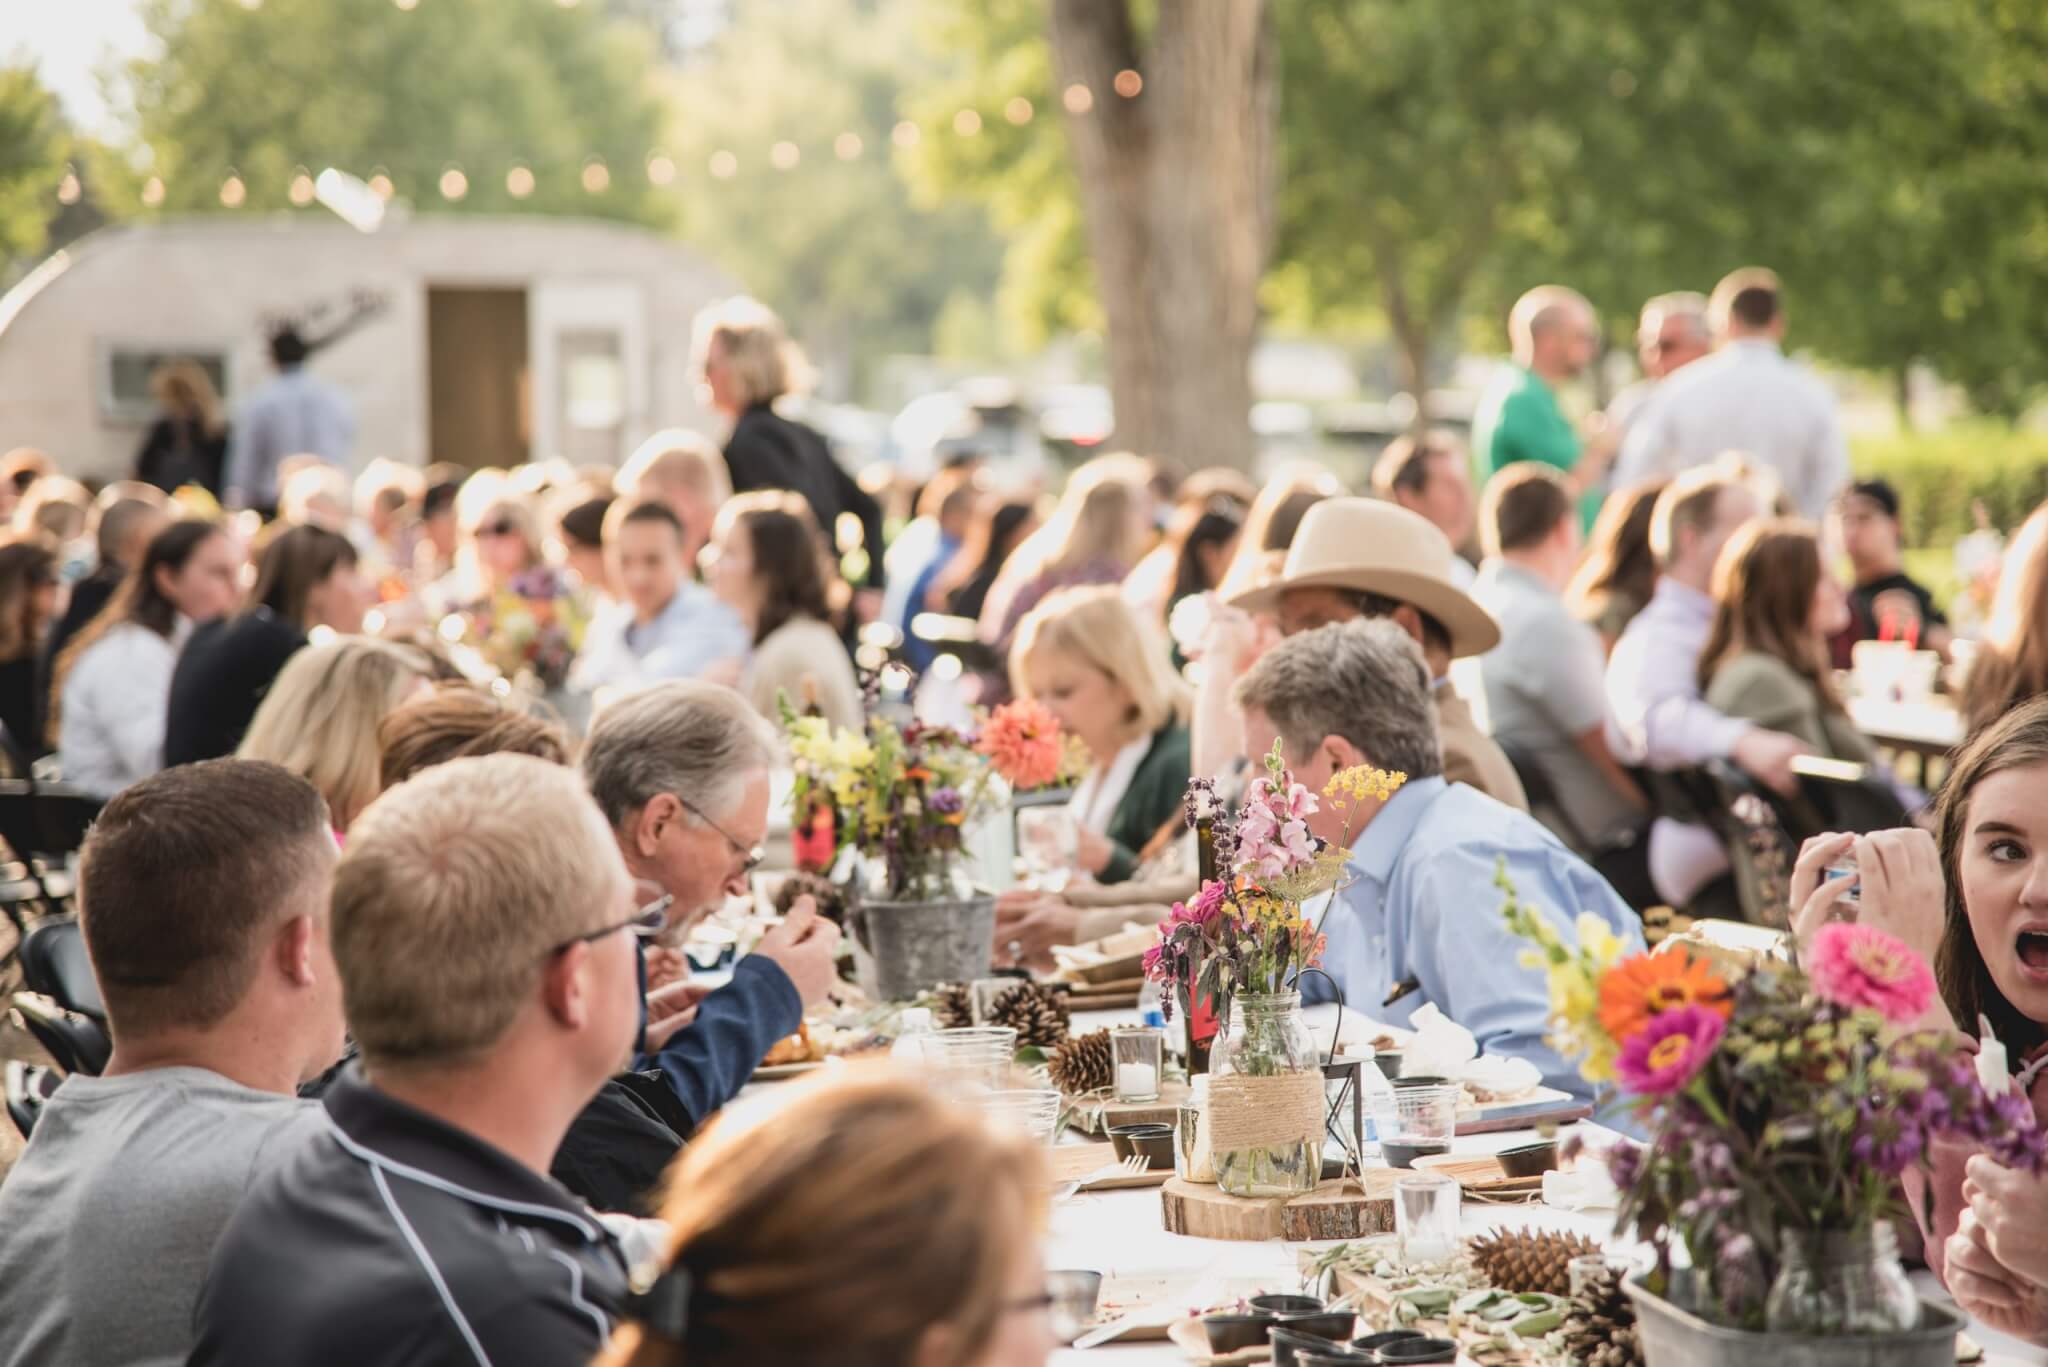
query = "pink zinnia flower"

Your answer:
(1614, 1005), (1725, 1097)
(976, 700), (1063, 789)
(1807, 922), (1938, 1023)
